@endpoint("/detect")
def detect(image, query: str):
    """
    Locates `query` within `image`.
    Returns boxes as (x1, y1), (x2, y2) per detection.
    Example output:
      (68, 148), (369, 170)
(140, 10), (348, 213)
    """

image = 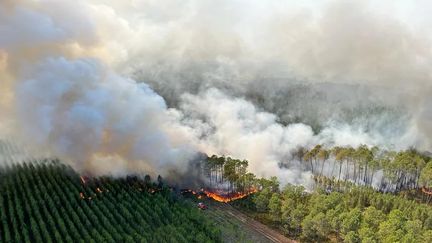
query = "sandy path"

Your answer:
(215, 203), (295, 243)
